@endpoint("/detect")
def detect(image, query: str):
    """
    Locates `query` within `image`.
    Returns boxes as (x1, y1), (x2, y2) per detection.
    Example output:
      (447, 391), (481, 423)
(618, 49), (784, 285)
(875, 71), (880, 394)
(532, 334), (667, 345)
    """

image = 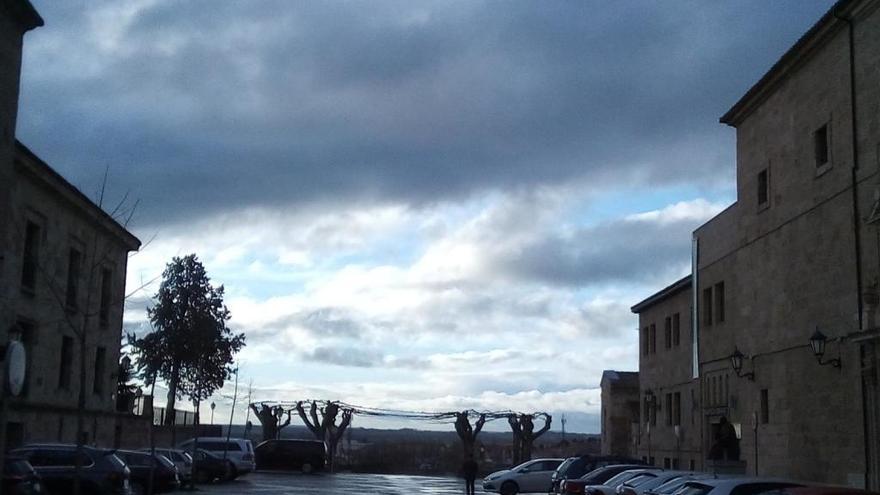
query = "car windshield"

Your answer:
(554, 458), (575, 477)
